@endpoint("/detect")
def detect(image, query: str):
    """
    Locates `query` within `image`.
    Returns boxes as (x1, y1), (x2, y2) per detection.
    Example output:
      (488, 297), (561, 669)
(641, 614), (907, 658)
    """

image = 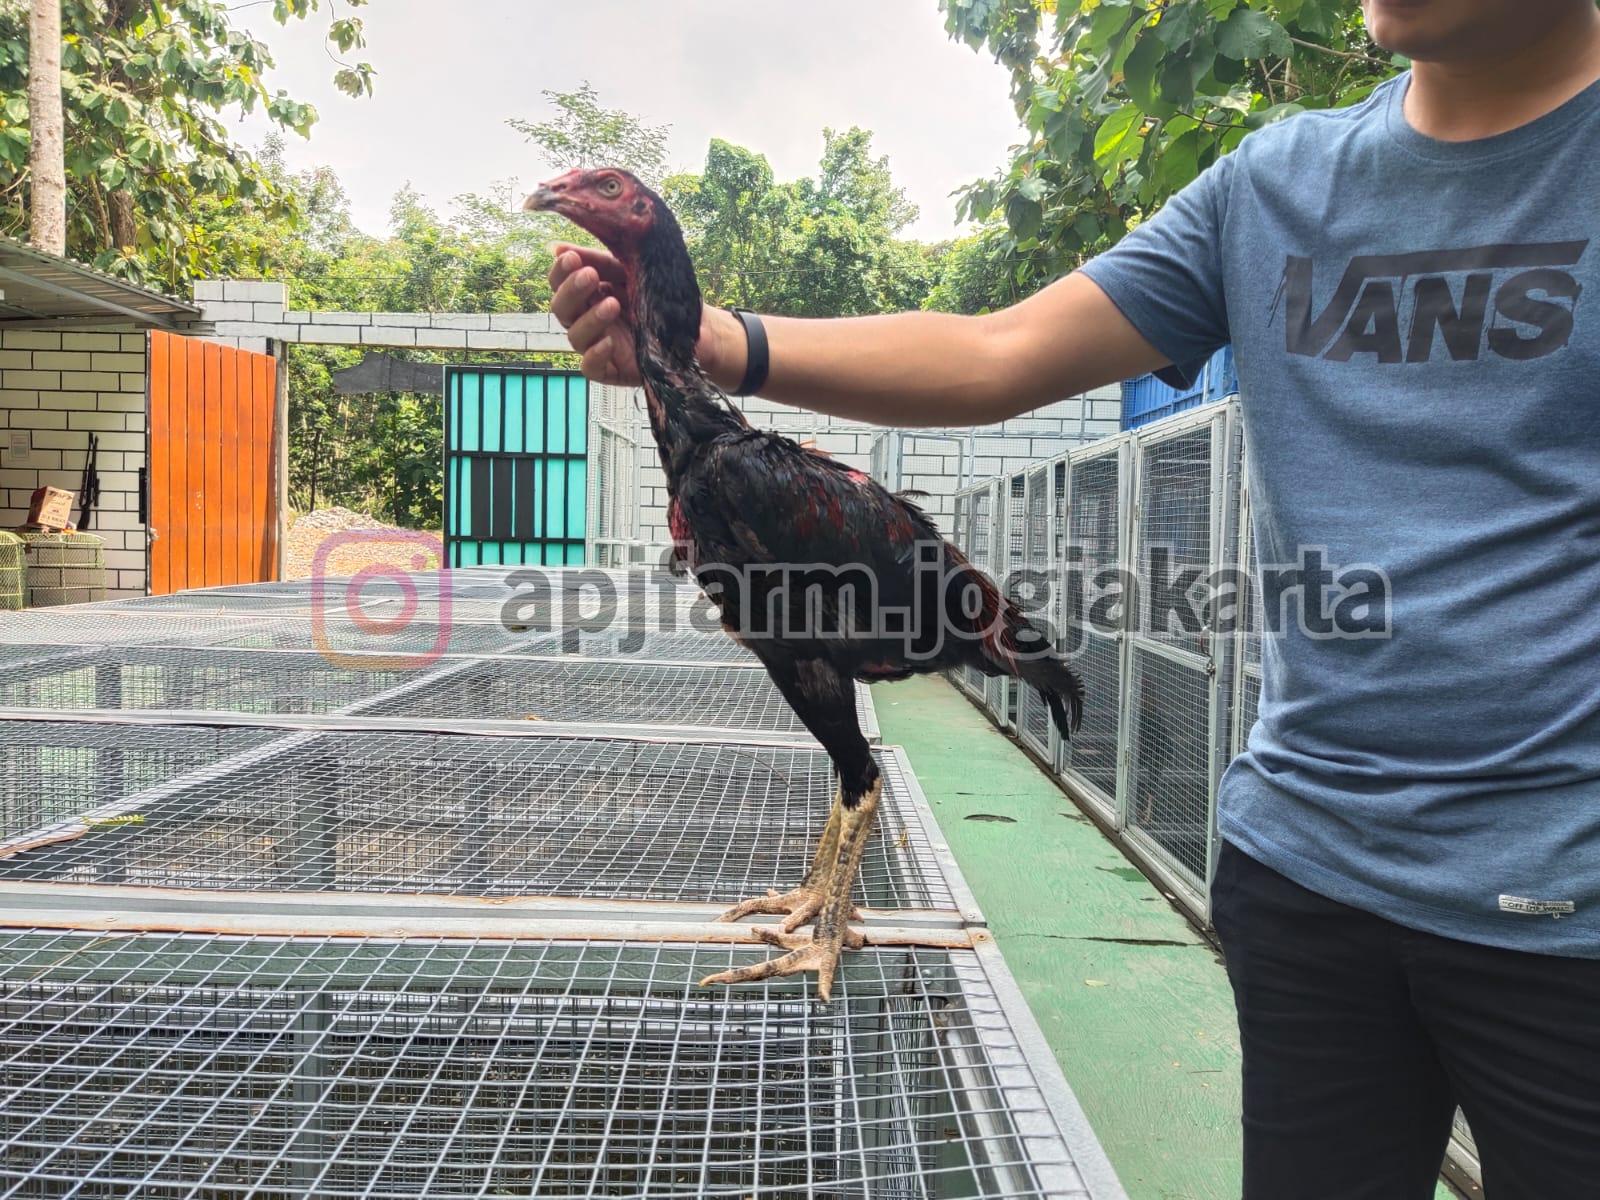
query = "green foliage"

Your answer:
(939, 0), (1396, 301)
(509, 80), (671, 186)
(667, 127), (939, 318)
(0, 0), (374, 287)
(921, 229), (1015, 313)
